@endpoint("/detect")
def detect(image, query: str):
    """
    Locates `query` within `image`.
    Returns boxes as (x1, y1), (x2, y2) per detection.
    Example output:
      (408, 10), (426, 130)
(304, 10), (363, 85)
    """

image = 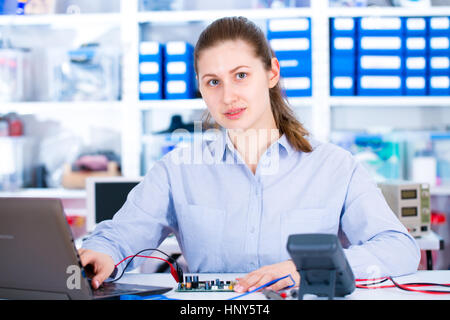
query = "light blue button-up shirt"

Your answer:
(82, 130), (420, 279)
